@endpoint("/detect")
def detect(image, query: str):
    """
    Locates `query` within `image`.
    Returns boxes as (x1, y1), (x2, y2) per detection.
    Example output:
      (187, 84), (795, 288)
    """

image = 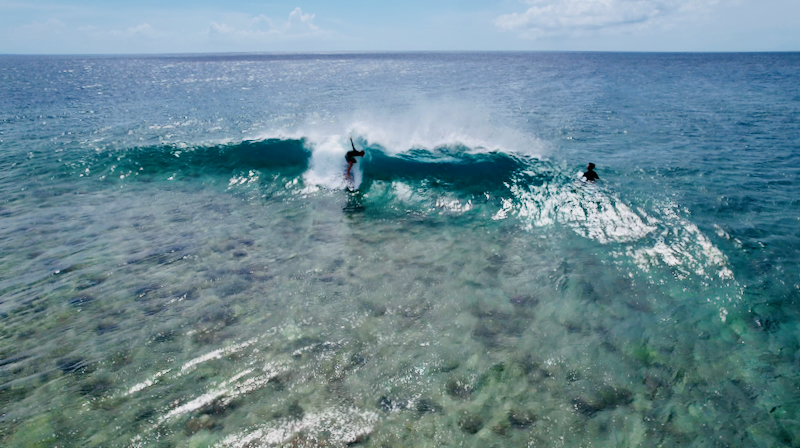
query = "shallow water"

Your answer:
(1, 52), (799, 447)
